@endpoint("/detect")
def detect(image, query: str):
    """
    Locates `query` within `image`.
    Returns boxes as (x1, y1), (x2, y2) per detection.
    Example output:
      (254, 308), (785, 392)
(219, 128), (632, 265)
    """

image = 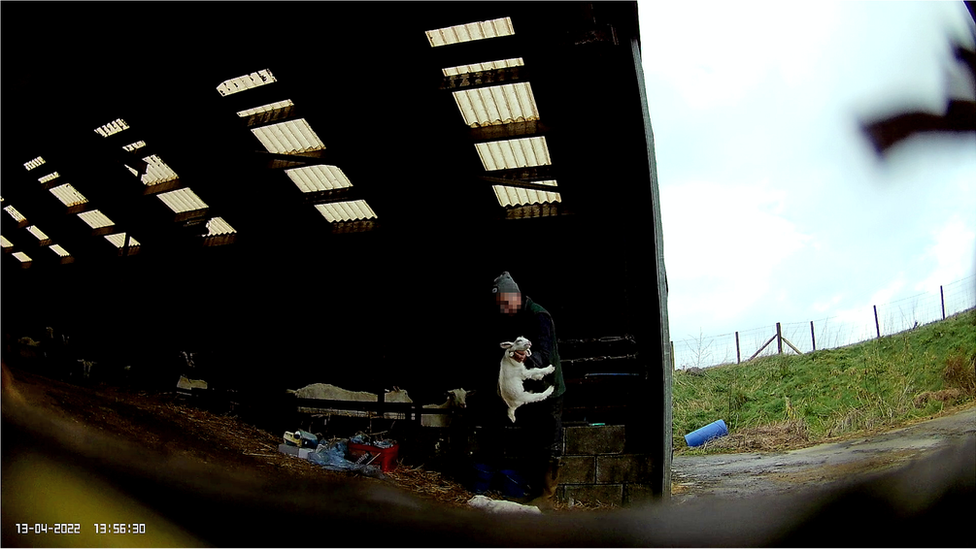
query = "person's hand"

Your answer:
(511, 350), (527, 363)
